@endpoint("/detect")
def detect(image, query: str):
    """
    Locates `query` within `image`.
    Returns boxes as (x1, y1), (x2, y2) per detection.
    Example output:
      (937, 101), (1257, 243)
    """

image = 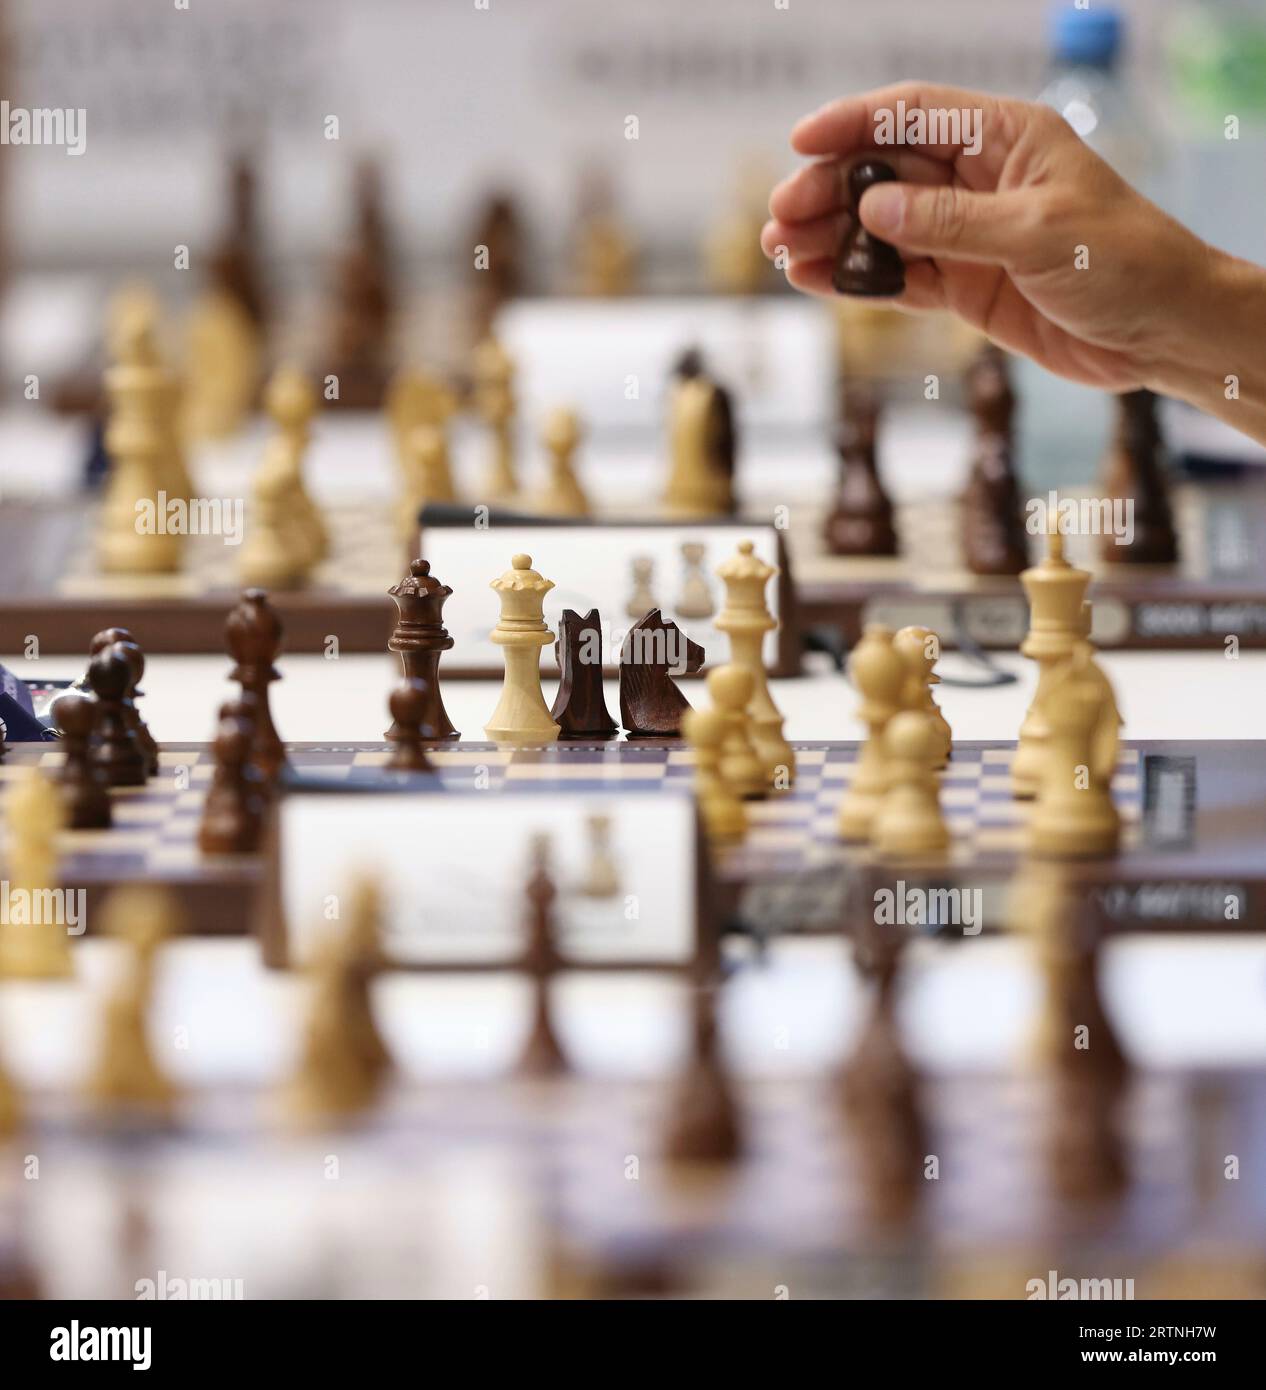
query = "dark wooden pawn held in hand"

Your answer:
(618, 610), (704, 738)
(85, 644), (148, 787)
(50, 689), (112, 829)
(199, 700), (268, 855)
(823, 384), (898, 556)
(550, 608), (617, 740)
(1098, 389), (1179, 565)
(387, 559), (459, 740)
(385, 678), (436, 772)
(225, 590), (287, 783)
(960, 344), (1029, 576)
(832, 161), (906, 298)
